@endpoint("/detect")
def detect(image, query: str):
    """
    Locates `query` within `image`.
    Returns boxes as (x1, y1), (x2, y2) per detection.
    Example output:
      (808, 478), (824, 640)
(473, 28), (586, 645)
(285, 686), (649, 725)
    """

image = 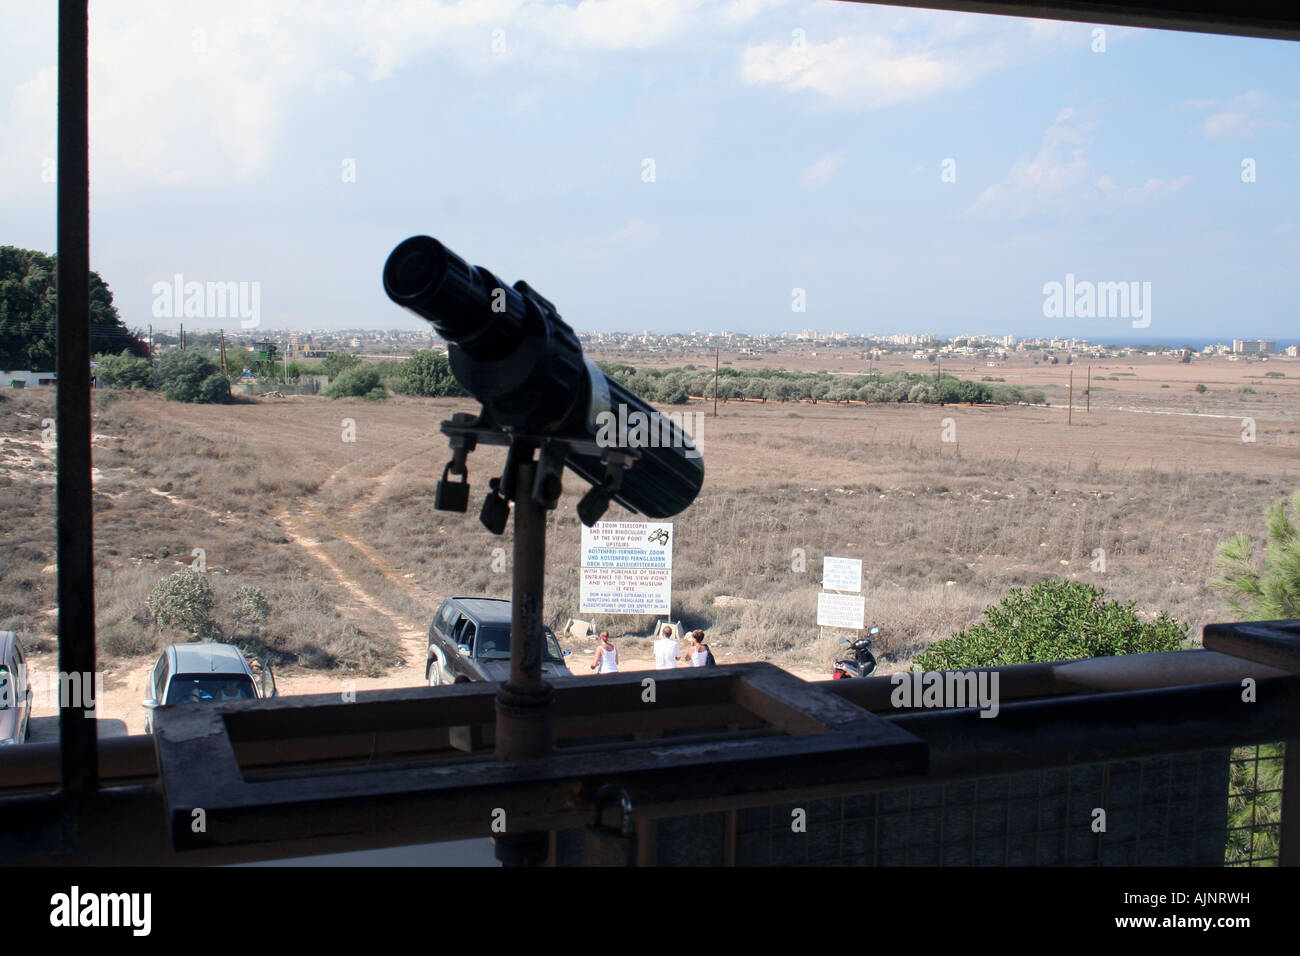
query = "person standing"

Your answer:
(653, 625), (681, 670)
(688, 630), (715, 667)
(590, 631), (619, 674)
